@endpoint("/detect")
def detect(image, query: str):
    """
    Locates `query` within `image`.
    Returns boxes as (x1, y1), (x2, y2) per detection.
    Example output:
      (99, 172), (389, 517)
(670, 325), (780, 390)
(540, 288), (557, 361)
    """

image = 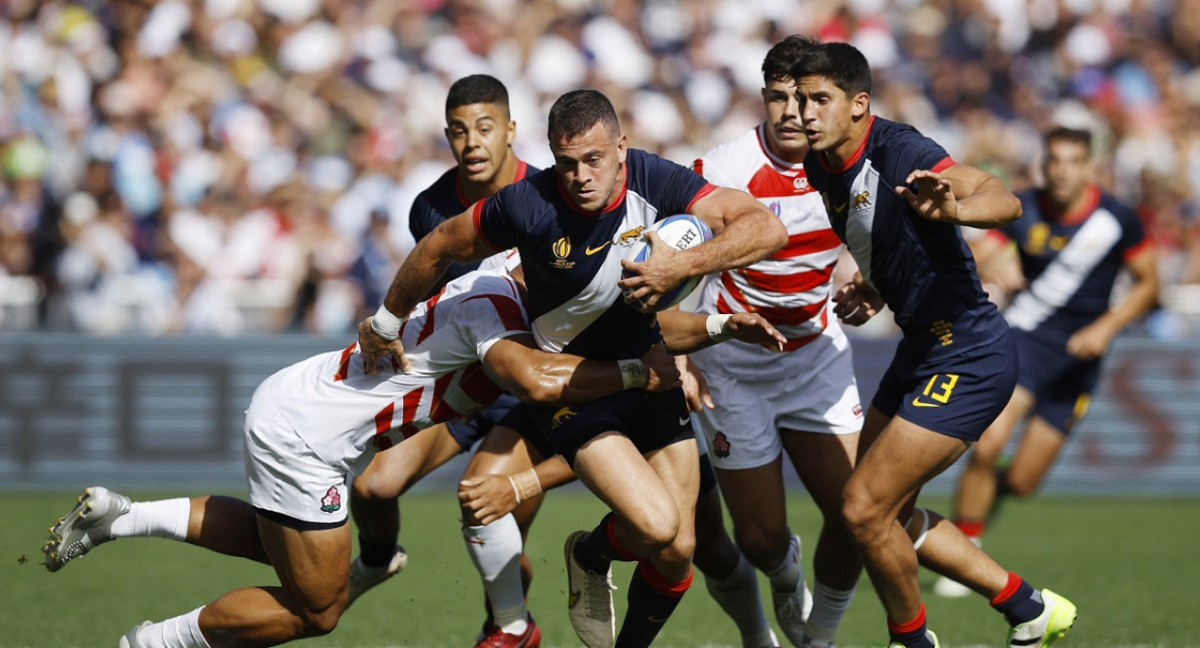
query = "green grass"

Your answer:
(3, 489), (1199, 647)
